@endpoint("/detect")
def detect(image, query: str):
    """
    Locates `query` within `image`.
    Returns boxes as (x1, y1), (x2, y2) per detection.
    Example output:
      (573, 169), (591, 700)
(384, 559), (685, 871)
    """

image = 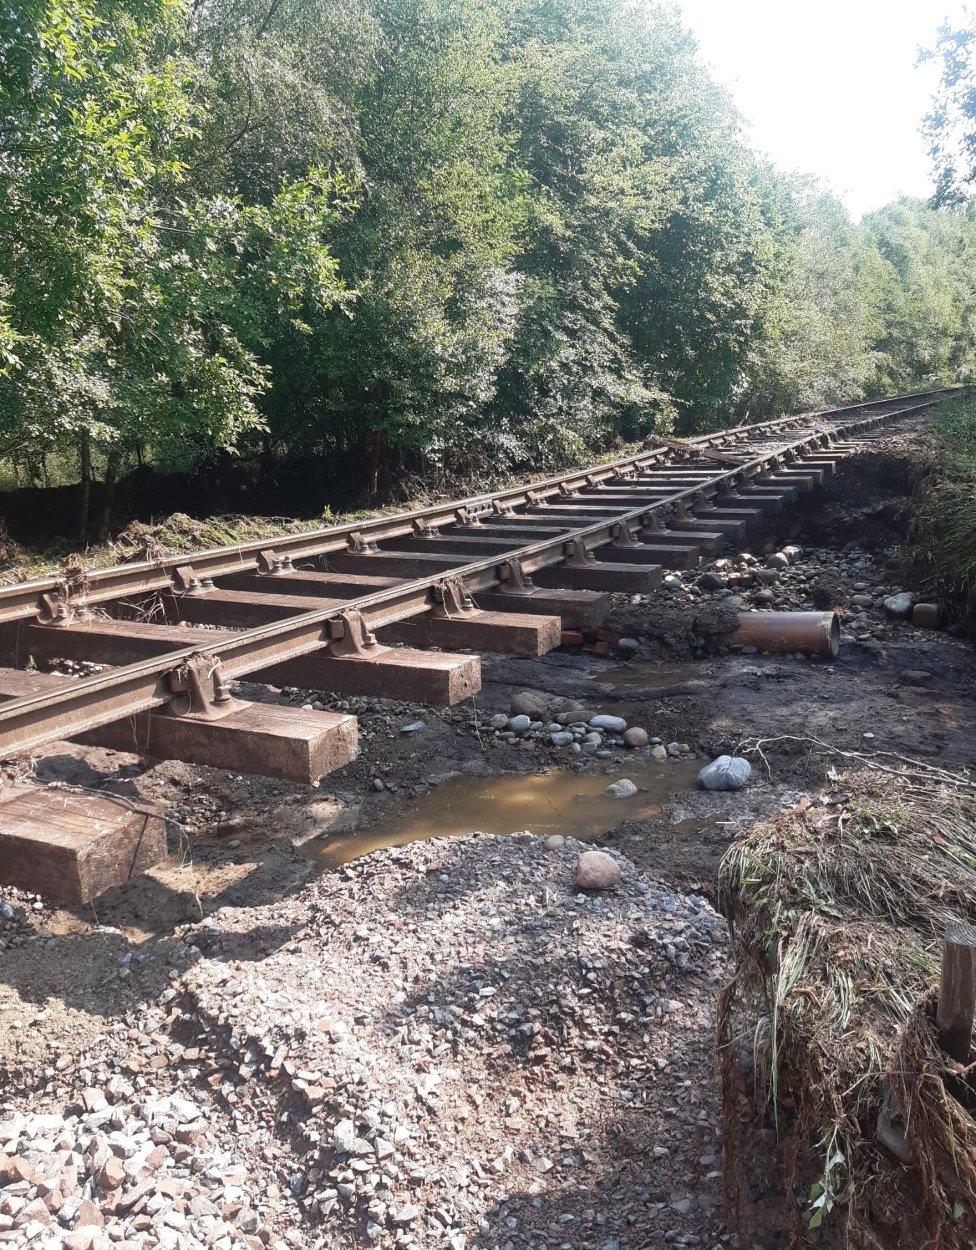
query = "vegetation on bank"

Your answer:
(901, 396), (976, 632)
(719, 763), (976, 1247)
